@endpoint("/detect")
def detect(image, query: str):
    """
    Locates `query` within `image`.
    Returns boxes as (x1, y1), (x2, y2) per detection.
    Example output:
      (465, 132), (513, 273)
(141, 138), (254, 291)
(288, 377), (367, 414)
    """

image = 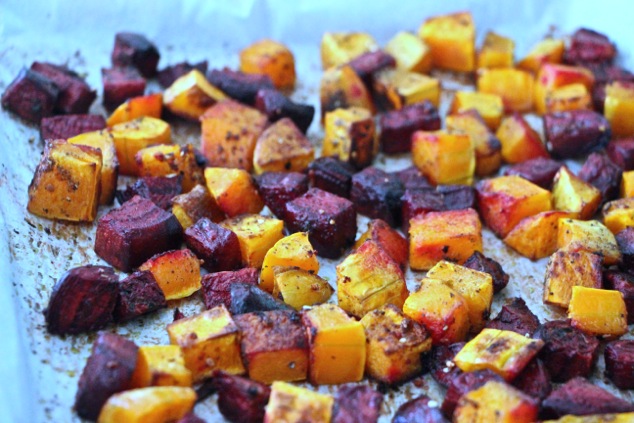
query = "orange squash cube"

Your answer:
(545, 83), (591, 113)
(138, 249), (202, 300)
(622, 170), (634, 198)
(534, 63), (594, 115)
(221, 214), (285, 268)
(450, 91), (504, 130)
(419, 11), (476, 72)
(354, 218), (408, 271)
(605, 81), (634, 138)
(136, 143), (204, 192)
(569, 287), (628, 337)
(321, 32), (378, 70)
(551, 167), (601, 219)
(163, 69), (226, 120)
(454, 381), (538, 423)
(543, 250), (603, 308)
(253, 118), (314, 174)
(106, 93), (162, 126)
(517, 38), (564, 73)
(477, 32), (514, 69)
(264, 382), (334, 423)
(204, 167), (264, 218)
(504, 211), (575, 260)
(320, 65), (374, 118)
(603, 198), (634, 234)
(322, 107), (377, 169)
(171, 184), (225, 230)
(260, 232), (319, 293)
(495, 113), (549, 164)
(385, 31), (432, 73)
(97, 386), (196, 423)
(477, 68), (534, 112)
(272, 267), (333, 311)
(557, 218), (621, 266)
(373, 69), (440, 109)
(446, 110), (502, 176)
(240, 39), (296, 90)
(130, 345), (192, 388)
(411, 130), (474, 185)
